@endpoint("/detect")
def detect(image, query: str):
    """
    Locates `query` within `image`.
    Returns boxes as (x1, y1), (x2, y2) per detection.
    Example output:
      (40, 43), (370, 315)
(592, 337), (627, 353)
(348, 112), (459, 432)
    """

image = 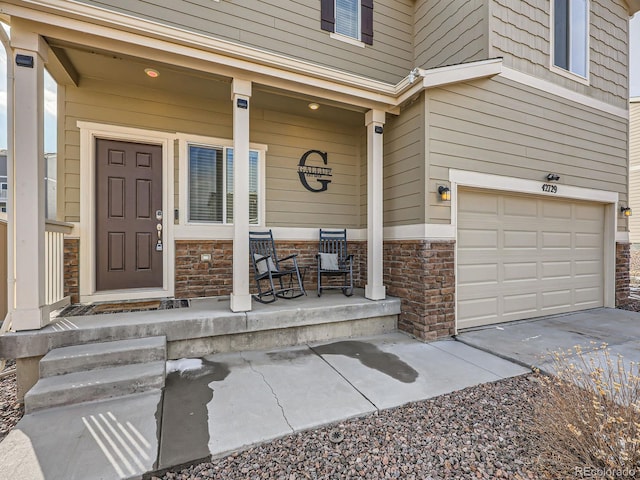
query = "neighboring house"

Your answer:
(44, 152), (57, 220)
(630, 98), (640, 246)
(0, 151), (56, 216)
(1, 0), (637, 338)
(0, 151), (6, 213)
